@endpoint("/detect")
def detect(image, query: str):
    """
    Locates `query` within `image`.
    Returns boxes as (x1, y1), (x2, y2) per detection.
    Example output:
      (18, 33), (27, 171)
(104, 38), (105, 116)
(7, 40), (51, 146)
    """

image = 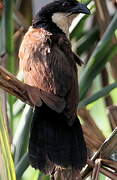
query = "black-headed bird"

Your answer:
(19, 0), (90, 177)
